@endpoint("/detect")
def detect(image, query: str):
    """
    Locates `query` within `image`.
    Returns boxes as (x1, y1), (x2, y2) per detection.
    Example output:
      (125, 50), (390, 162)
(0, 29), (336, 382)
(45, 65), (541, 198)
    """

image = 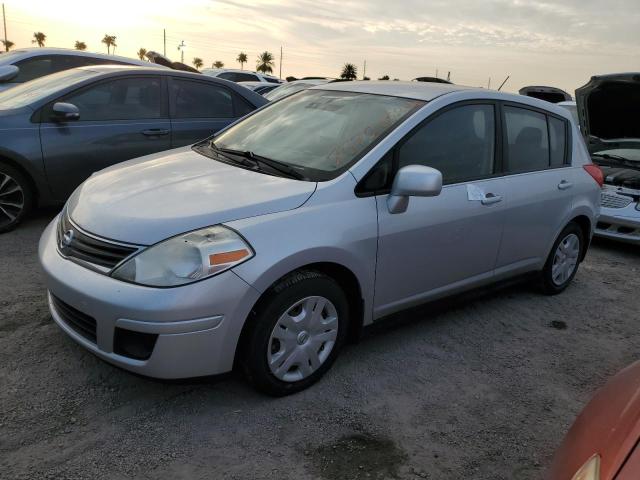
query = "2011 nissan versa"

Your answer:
(39, 82), (602, 395)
